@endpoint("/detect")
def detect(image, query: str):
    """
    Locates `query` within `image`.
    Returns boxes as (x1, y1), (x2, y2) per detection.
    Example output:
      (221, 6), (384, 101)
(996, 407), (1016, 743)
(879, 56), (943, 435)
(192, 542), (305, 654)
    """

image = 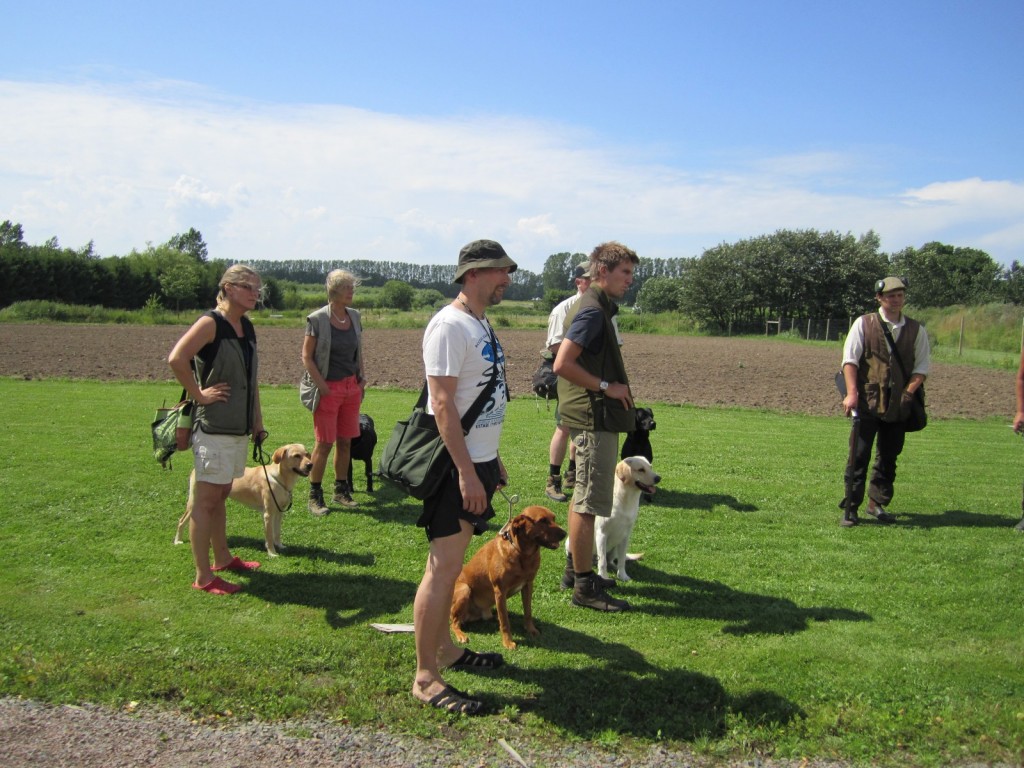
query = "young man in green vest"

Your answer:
(554, 241), (639, 611)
